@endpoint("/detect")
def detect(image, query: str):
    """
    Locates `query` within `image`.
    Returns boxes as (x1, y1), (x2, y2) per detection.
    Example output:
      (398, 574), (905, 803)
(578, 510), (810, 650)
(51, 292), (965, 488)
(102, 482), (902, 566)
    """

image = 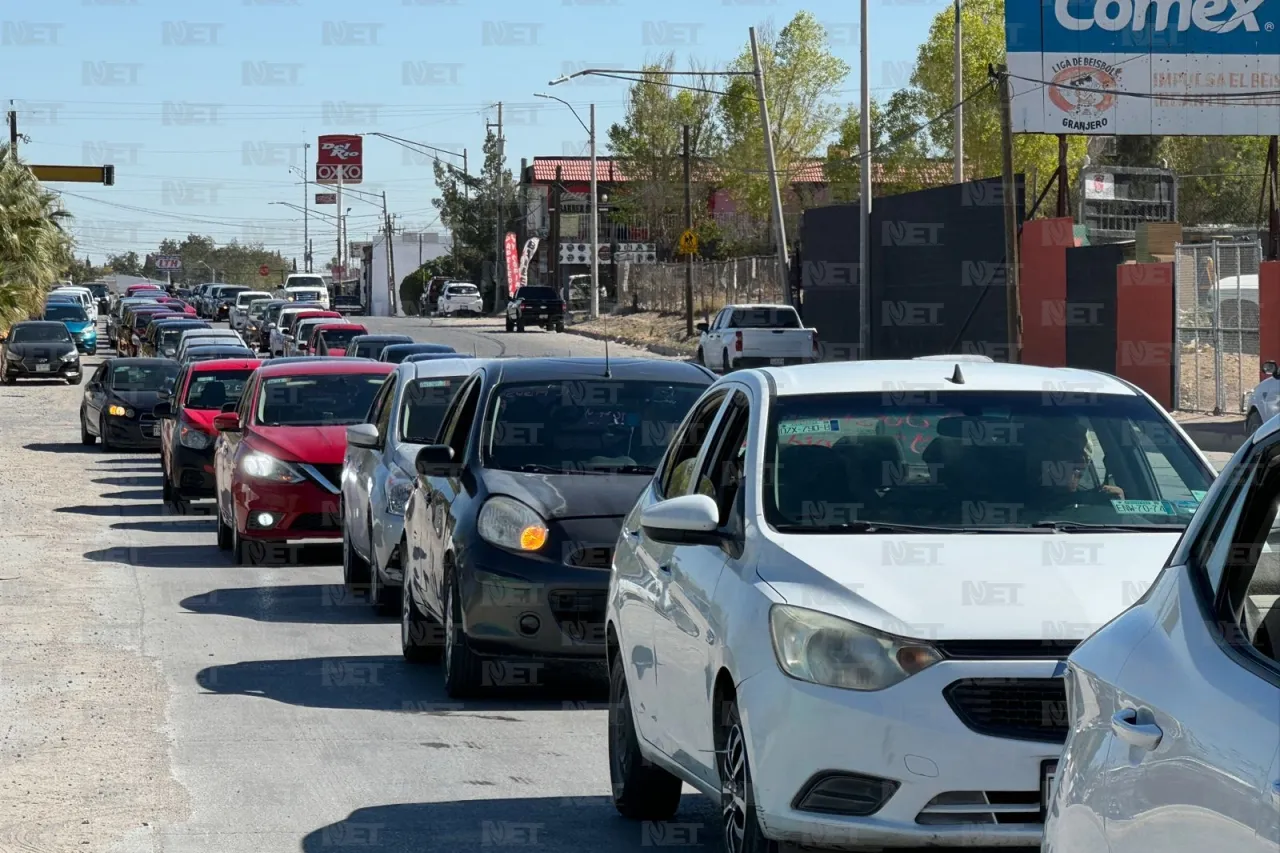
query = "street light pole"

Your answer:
(303, 143), (311, 272)
(953, 0), (964, 184)
(589, 104), (600, 320)
(859, 0), (872, 361)
(750, 27), (791, 305)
